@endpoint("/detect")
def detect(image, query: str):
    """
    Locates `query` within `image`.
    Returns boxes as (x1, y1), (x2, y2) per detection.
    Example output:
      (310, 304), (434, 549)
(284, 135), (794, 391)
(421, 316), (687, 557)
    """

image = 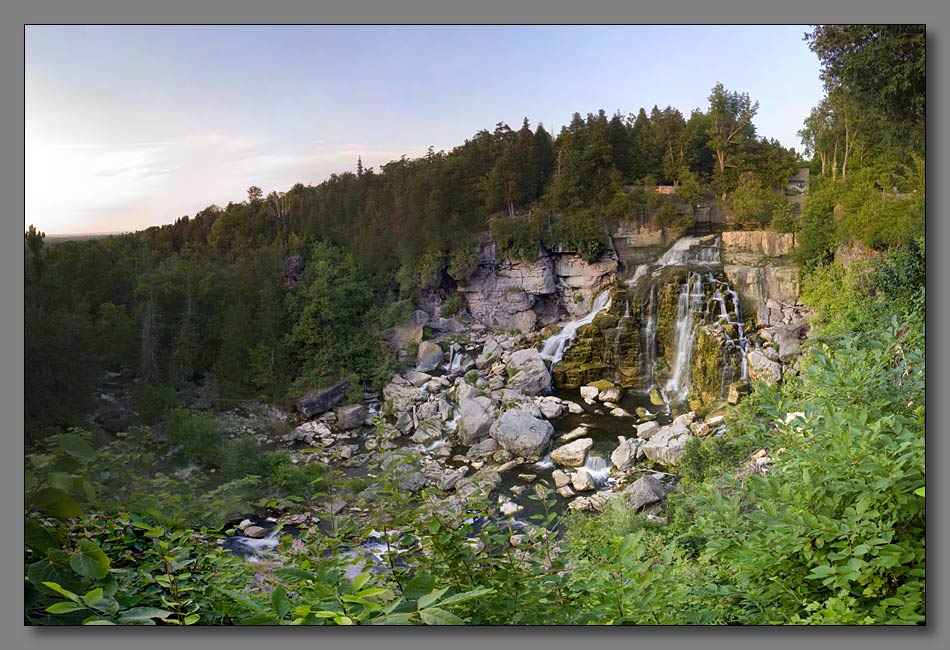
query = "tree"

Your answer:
(706, 83), (759, 199)
(677, 167), (702, 208)
(25, 225), (45, 281)
(654, 106), (687, 185)
(140, 295), (160, 383)
(805, 25), (925, 143)
(246, 185), (263, 203)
